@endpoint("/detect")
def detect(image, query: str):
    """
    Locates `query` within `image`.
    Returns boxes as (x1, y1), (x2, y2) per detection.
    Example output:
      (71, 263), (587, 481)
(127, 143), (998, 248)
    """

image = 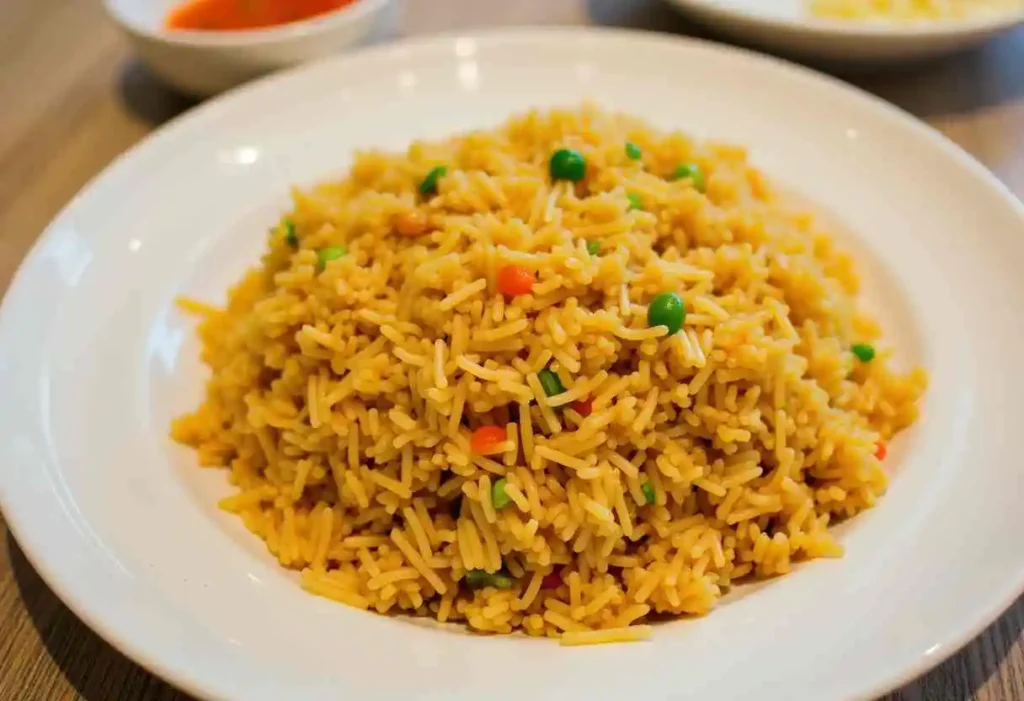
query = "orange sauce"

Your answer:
(165, 0), (359, 31)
